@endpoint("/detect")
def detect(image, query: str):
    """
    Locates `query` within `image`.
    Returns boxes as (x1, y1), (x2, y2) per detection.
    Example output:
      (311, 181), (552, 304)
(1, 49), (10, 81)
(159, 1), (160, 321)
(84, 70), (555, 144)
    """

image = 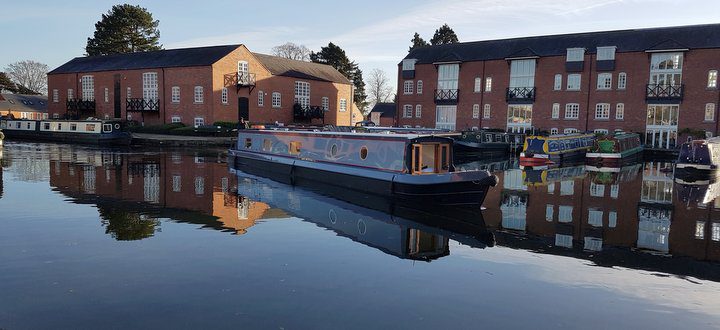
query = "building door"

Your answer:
(114, 74), (121, 119)
(238, 97), (249, 122)
(238, 61), (249, 84)
(507, 105), (532, 133)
